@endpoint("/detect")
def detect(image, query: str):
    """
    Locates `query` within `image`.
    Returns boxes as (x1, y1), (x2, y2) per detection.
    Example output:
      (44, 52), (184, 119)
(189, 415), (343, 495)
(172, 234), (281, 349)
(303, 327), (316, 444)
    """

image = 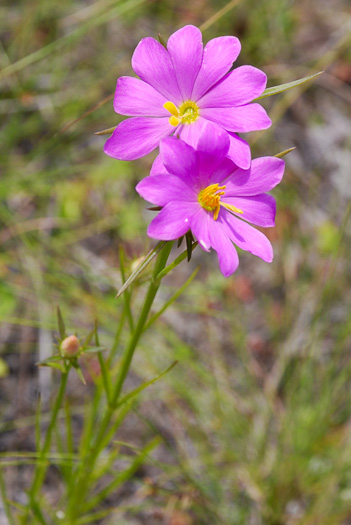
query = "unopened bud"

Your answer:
(60, 335), (80, 357)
